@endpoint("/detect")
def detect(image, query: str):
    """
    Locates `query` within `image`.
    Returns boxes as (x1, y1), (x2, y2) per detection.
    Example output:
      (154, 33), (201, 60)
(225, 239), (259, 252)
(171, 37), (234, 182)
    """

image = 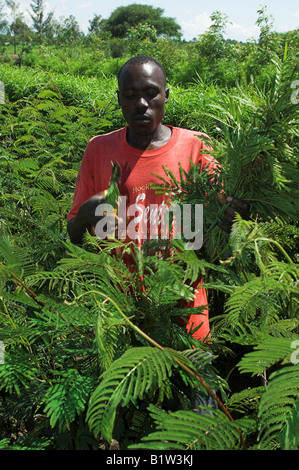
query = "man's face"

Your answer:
(117, 62), (169, 135)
